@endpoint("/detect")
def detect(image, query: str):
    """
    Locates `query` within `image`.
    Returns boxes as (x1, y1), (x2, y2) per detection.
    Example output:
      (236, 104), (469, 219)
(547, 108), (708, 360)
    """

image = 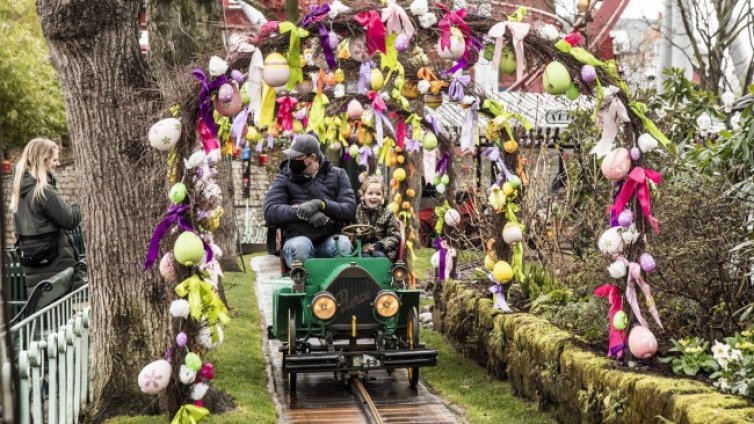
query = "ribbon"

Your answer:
(406, 137), (420, 152)
(259, 83), (277, 128)
(381, 34), (400, 75)
(433, 236), (455, 281)
(248, 48), (264, 127)
(482, 146), (501, 162)
(489, 282), (512, 312)
(460, 98), (479, 153)
(143, 204), (192, 270)
(354, 11), (387, 54)
(308, 93), (329, 139)
(611, 167), (662, 234)
(436, 3), (470, 58)
(191, 69), (229, 137)
(448, 73), (471, 101)
(175, 273), (231, 325)
(197, 119), (221, 154)
(614, 257), (663, 330)
(423, 148), (436, 183)
(302, 5), (336, 70)
(434, 200), (451, 234)
(593, 284), (626, 359)
(278, 22), (309, 90)
(357, 146), (373, 166)
(170, 404), (210, 424)
(436, 152), (450, 176)
(425, 114), (441, 135)
(359, 61), (376, 94)
(487, 21), (530, 82)
(590, 86), (630, 158)
(448, 36), (482, 74)
(231, 106), (250, 147)
(396, 118), (406, 149)
(368, 91), (394, 144)
(382, 0), (414, 39)
(406, 114), (423, 140)
(417, 67), (439, 82)
(629, 102), (671, 148)
(276, 96), (297, 131)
